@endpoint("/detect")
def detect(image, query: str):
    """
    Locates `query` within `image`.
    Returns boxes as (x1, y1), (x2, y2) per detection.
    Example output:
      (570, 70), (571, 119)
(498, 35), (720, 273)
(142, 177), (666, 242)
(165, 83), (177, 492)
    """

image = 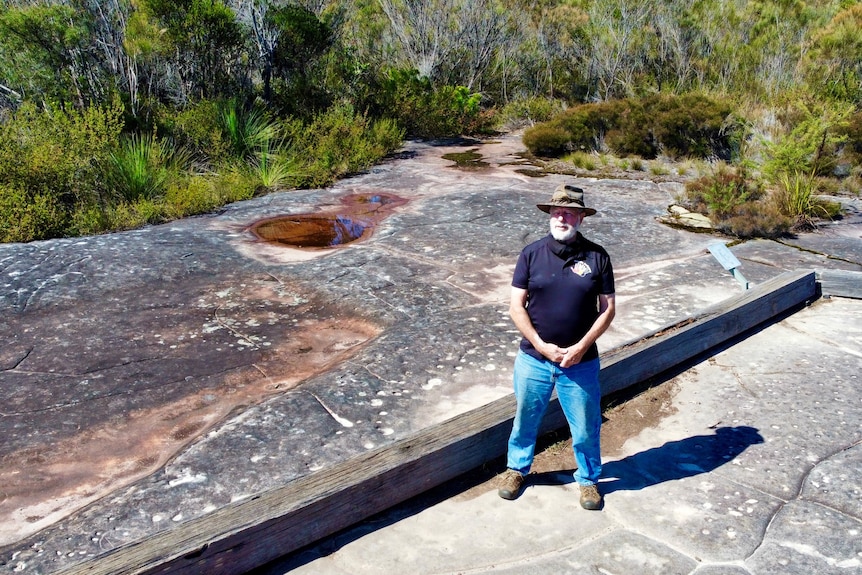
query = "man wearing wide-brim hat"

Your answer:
(498, 183), (616, 510)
